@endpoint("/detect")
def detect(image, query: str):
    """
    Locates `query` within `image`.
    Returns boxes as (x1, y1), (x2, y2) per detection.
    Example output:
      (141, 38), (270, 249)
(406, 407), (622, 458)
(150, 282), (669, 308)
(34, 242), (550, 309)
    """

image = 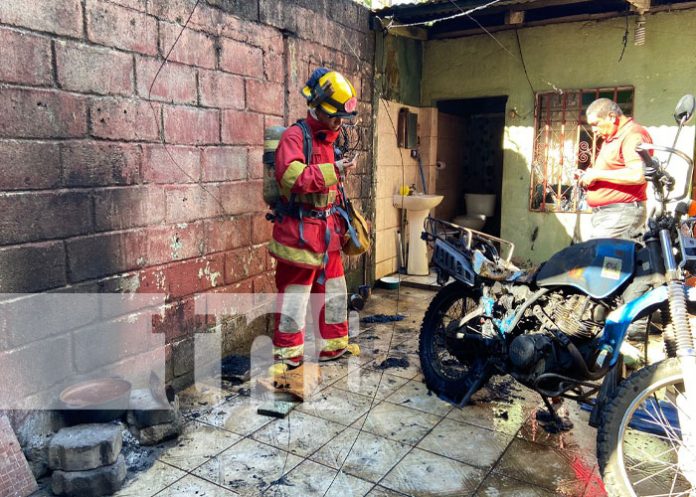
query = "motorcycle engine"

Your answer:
(509, 334), (554, 371)
(546, 292), (608, 339)
(510, 291), (609, 382)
